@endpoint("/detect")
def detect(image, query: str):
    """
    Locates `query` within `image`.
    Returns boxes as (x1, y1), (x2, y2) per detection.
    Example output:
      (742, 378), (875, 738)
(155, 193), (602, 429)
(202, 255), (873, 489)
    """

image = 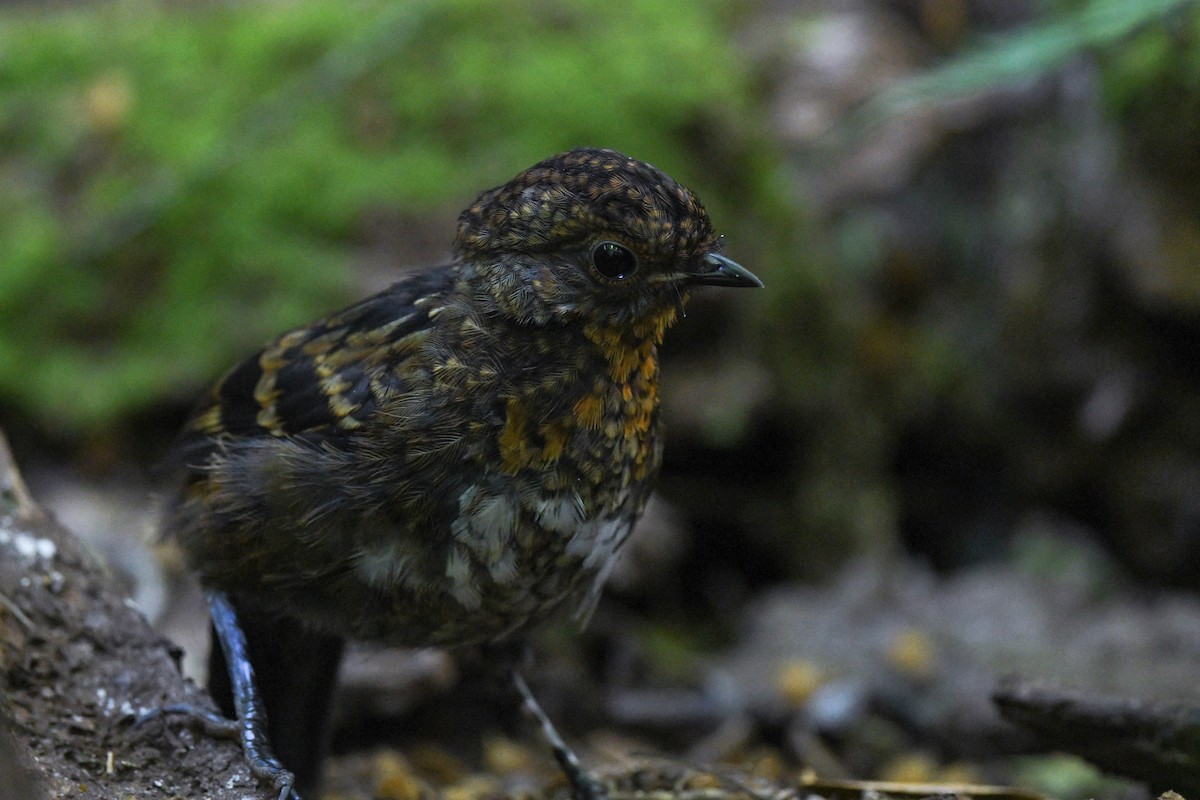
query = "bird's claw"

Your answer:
(130, 702), (298, 799)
